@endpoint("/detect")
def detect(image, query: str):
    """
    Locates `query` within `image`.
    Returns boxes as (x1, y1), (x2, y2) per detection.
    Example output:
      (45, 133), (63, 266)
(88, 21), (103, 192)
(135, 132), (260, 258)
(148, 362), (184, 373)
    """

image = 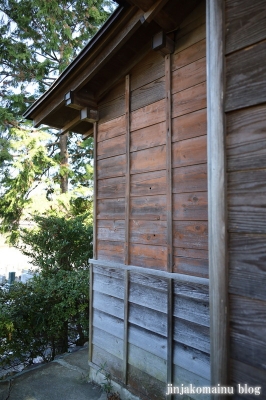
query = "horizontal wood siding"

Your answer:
(172, 17), (207, 278)
(225, 0), (266, 390)
(92, 4), (210, 399)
